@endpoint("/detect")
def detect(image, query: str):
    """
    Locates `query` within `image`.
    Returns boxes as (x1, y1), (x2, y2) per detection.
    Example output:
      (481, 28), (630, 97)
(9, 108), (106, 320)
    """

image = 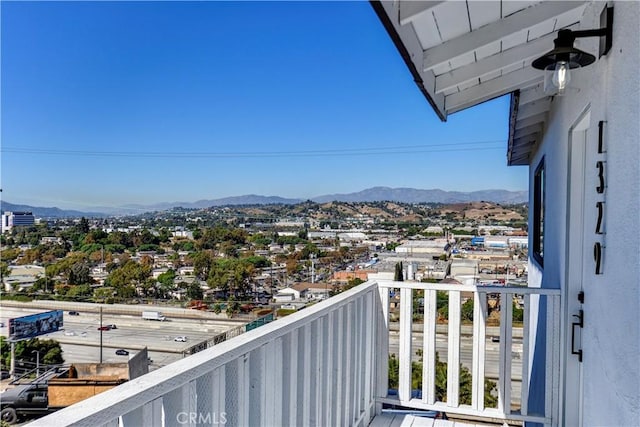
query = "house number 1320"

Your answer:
(594, 121), (606, 275)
